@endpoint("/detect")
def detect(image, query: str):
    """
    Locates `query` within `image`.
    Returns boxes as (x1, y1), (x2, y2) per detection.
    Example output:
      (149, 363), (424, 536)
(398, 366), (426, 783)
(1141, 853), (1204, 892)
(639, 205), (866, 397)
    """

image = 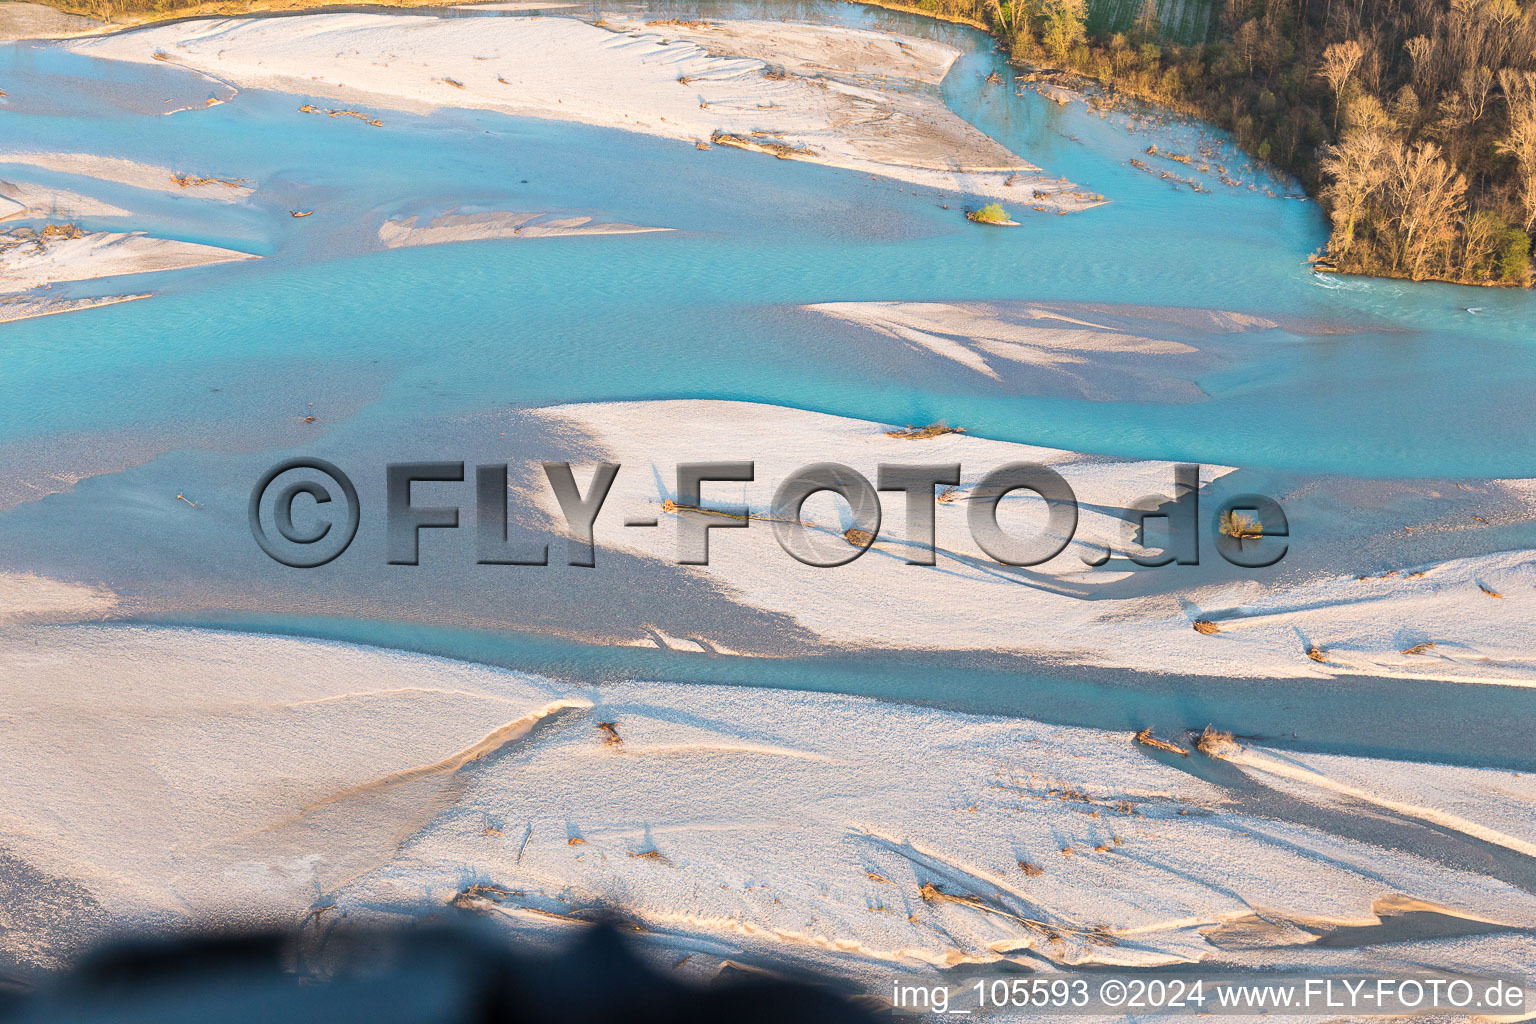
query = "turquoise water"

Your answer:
(144, 612), (1536, 770)
(2, 3), (1534, 476)
(3, 1), (1536, 762)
